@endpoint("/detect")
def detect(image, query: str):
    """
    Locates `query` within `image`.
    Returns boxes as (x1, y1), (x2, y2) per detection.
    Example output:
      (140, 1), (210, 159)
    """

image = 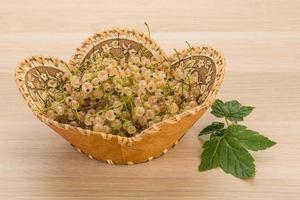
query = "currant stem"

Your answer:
(144, 22), (151, 37)
(225, 118), (230, 127)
